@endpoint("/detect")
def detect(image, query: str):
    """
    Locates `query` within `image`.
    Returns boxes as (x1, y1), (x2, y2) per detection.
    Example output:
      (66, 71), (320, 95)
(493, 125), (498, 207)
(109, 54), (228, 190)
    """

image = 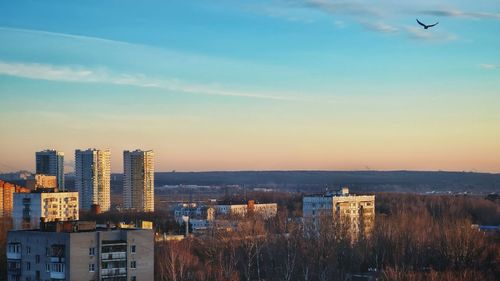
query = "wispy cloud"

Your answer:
(363, 22), (399, 34)
(479, 64), (500, 70)
(405, 26), (457, 42)
(0, 61), (304, 101)
(421, 10), (500, 20)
